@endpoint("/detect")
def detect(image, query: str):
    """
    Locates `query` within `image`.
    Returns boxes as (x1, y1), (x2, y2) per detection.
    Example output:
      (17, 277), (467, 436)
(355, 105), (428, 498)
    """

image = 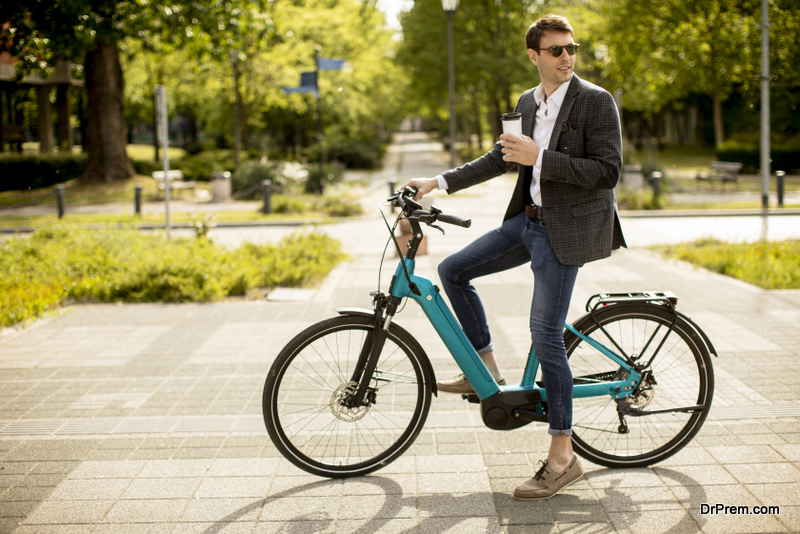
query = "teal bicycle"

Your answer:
(263, 187), (716, 478)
